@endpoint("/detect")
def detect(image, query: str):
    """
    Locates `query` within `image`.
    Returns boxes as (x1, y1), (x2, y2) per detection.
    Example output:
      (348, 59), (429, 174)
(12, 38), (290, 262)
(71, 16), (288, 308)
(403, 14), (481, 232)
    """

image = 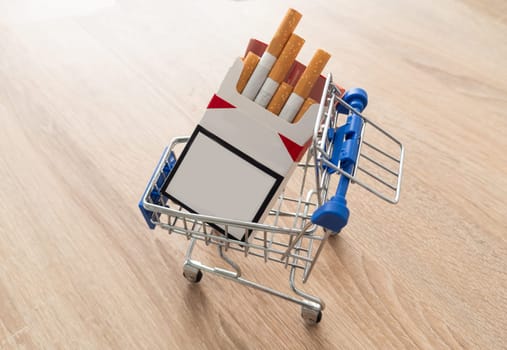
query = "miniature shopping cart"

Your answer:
(139, 73), (404, 324)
